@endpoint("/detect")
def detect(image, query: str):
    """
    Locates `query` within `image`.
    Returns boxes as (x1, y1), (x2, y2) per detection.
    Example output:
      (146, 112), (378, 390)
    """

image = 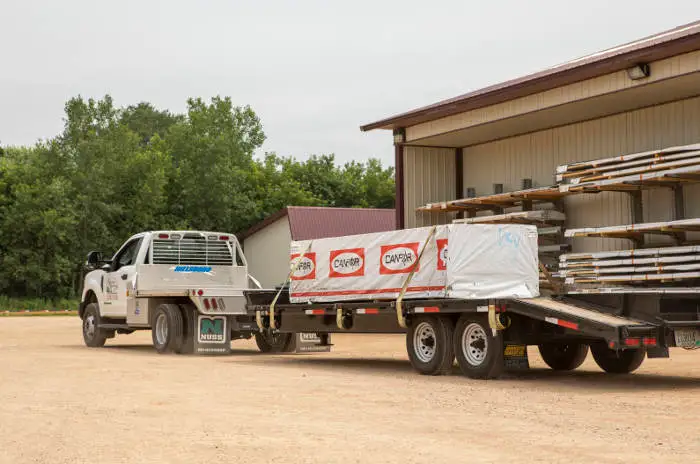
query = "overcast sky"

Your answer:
(1, 1), (699, 166)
